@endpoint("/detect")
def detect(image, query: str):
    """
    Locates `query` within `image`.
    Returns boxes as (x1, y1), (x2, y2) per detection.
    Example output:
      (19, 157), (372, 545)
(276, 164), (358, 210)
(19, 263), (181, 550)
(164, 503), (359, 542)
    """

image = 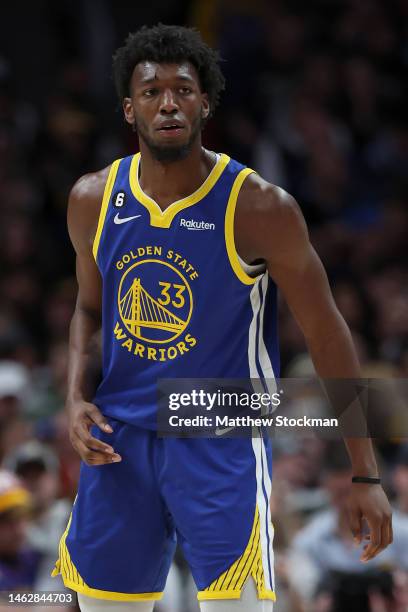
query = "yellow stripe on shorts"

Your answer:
(51, 513), (163, 602)
(197, 506), (276, 601)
